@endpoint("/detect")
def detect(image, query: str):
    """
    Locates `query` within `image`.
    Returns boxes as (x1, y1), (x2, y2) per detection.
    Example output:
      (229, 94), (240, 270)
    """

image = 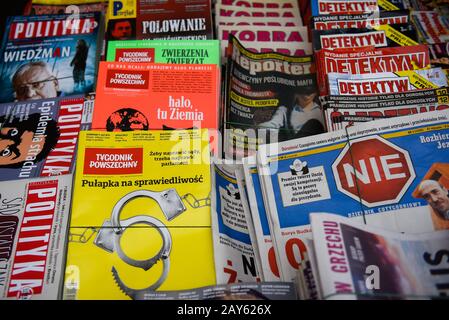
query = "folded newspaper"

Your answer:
(257, 110), (449, 282)
(310, 213), (449, 299)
